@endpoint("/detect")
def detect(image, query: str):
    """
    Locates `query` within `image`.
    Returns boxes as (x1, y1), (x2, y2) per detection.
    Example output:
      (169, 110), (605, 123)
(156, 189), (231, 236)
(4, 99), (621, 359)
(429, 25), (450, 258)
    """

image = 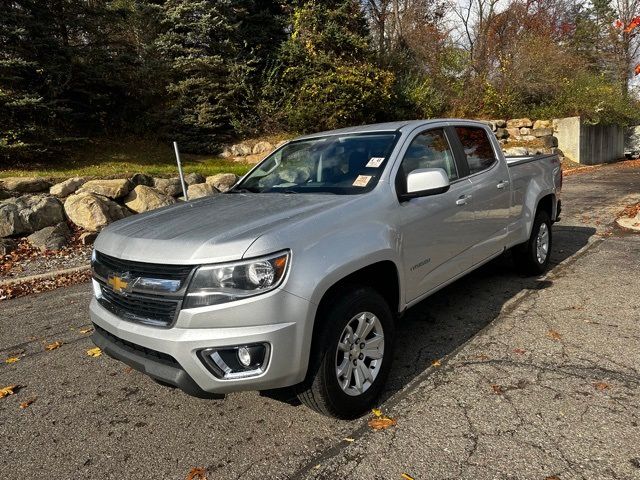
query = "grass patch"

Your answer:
(0, 138), (255, 180)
